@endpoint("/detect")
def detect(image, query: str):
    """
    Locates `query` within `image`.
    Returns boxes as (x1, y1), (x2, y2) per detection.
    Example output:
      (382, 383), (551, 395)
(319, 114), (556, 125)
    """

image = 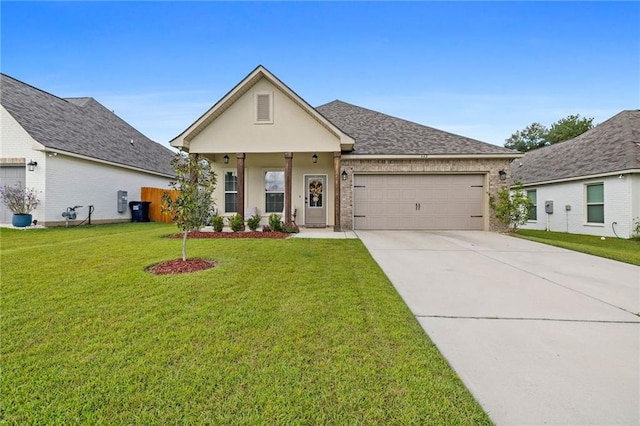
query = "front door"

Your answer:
(304, 175), (326, 228)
